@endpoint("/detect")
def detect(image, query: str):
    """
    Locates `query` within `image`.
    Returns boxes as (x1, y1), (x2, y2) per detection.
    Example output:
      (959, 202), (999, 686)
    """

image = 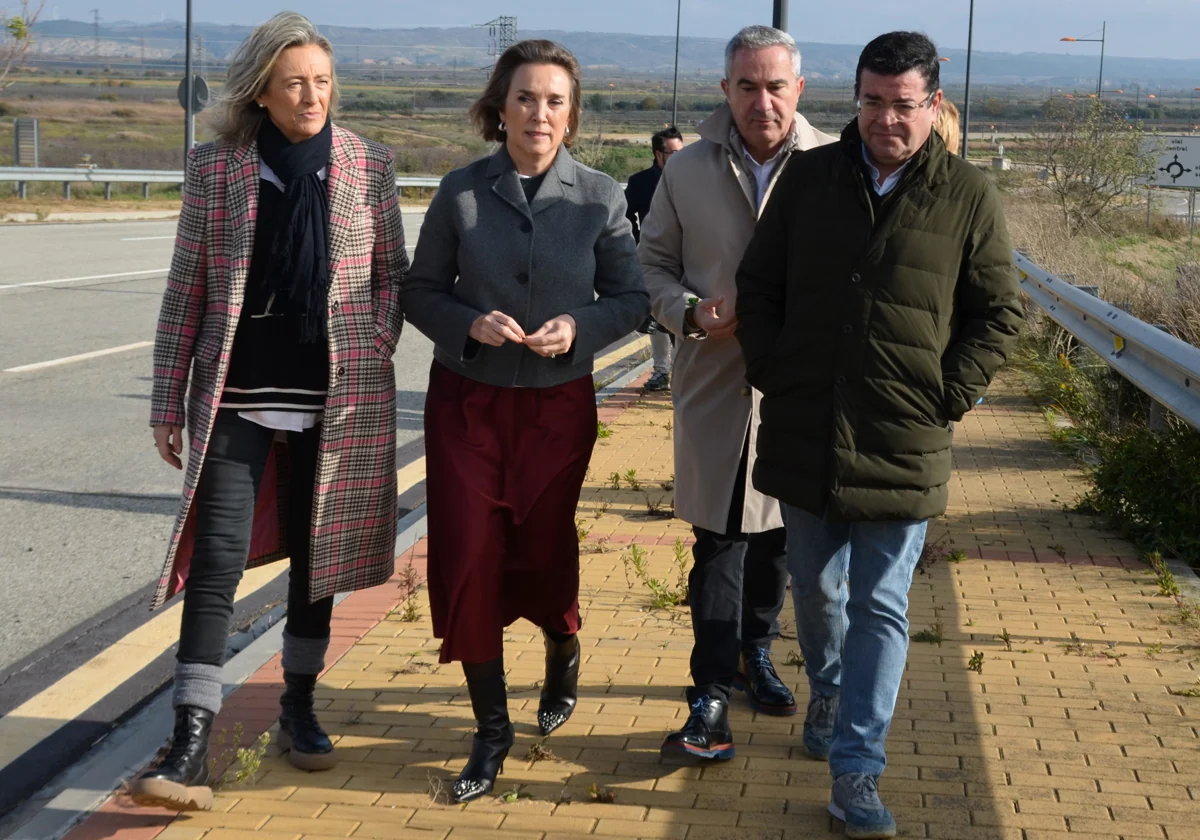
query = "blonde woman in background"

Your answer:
(935, 99), (961, 155)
